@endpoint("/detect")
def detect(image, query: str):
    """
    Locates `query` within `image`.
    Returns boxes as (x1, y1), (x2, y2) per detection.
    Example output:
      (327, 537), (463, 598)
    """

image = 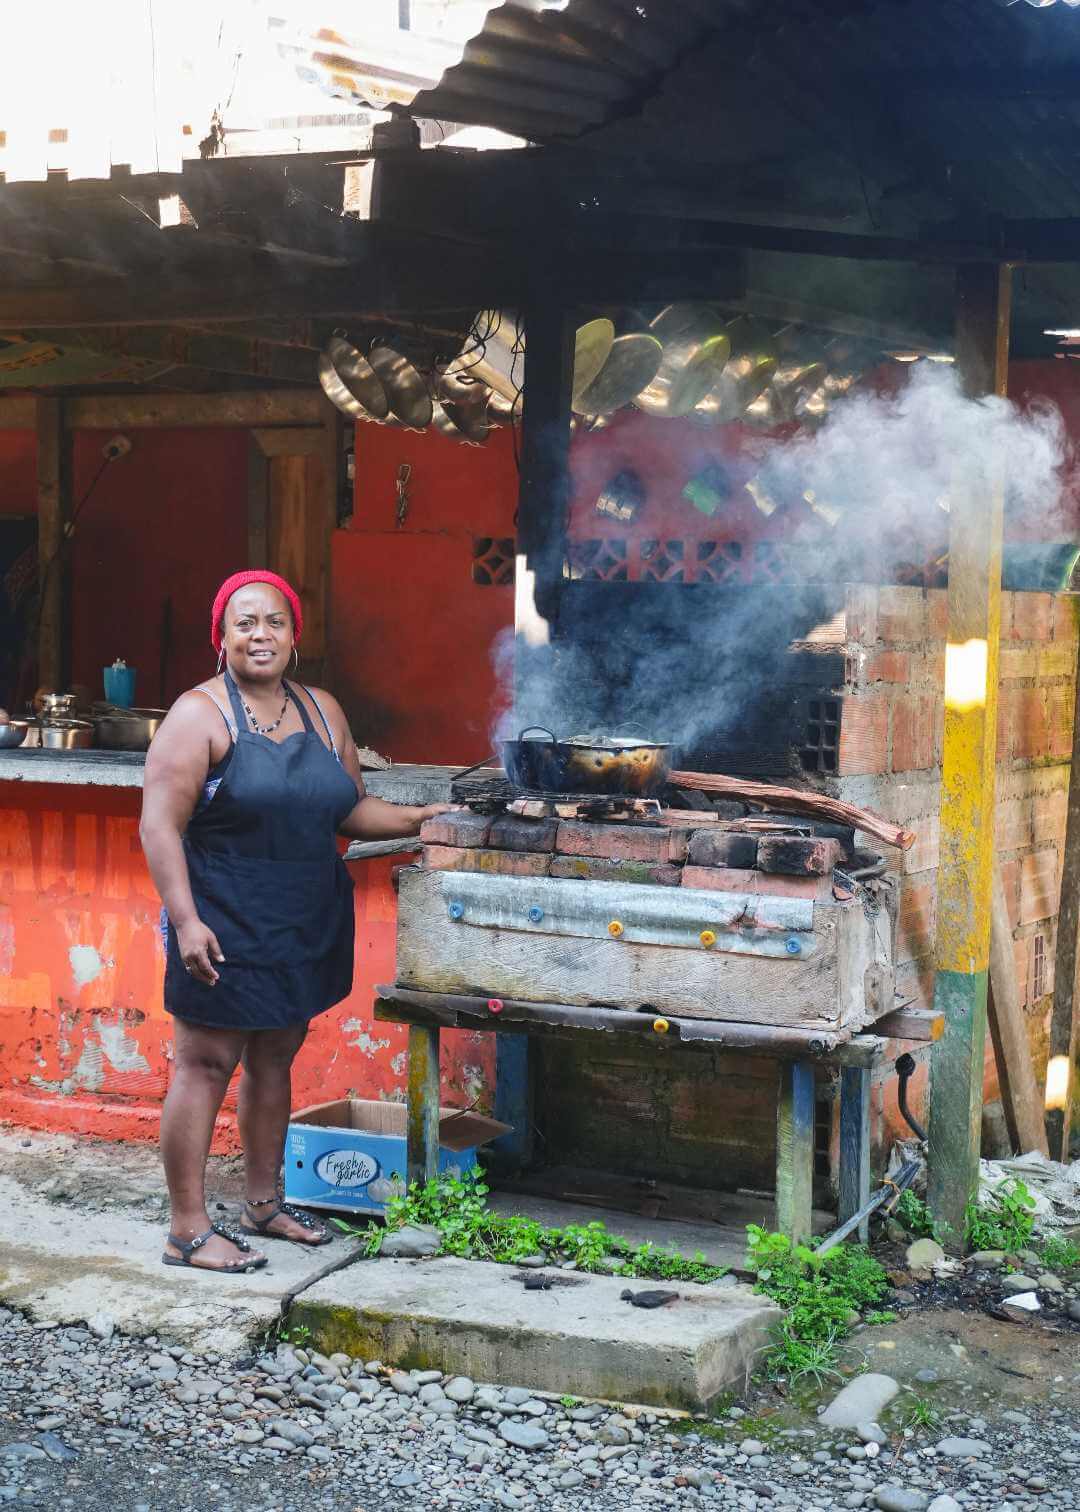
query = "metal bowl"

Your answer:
(573, 332), (663, 416)
(318, 336), (390, 421)
(368, 343), (434, 429)
(0, 723), (28, 750)
(39, 719), (94, 751)
(635, 304), (732, 419)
